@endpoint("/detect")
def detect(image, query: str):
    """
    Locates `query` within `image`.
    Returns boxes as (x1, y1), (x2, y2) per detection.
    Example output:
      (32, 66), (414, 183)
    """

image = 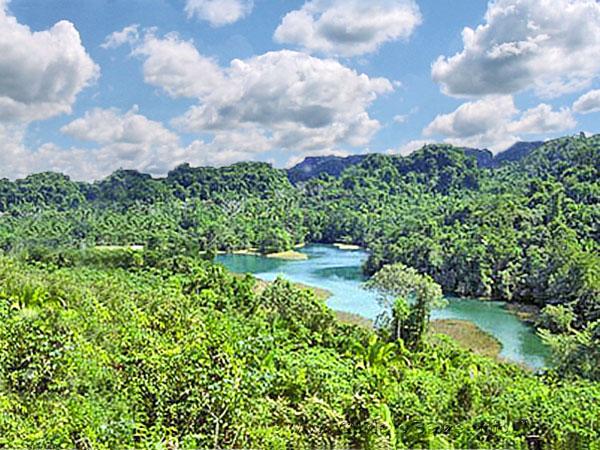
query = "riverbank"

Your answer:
(229, 247), (309, 260)
(429, 319), (502, 359)
(217, 244), (550, 368)
(95, 245), (144, 251)
(505, 302), (541, 325)
(247, 276), (332, 301)
(333, 312), (503, 361)
(334, 310), (374, 329)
